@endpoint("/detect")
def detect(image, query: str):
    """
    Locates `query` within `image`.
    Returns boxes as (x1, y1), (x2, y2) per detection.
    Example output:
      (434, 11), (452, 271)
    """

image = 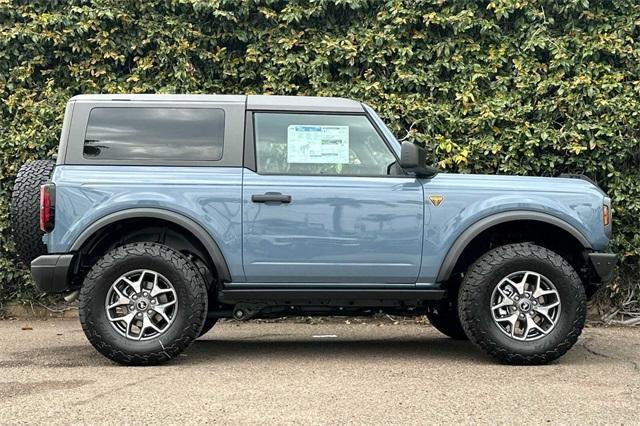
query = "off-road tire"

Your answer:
(458, 243), (586, 365)
(198, 318), (217, 337)
(426, 301), (468, 340)
(10, 160), (55, 264)
(79, 242), (208, 365)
